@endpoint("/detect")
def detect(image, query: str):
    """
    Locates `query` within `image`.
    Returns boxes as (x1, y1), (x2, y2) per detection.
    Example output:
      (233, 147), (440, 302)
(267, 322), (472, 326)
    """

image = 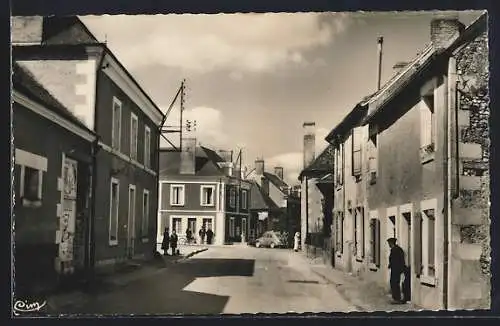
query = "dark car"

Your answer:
(254, 231), (284, 249)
